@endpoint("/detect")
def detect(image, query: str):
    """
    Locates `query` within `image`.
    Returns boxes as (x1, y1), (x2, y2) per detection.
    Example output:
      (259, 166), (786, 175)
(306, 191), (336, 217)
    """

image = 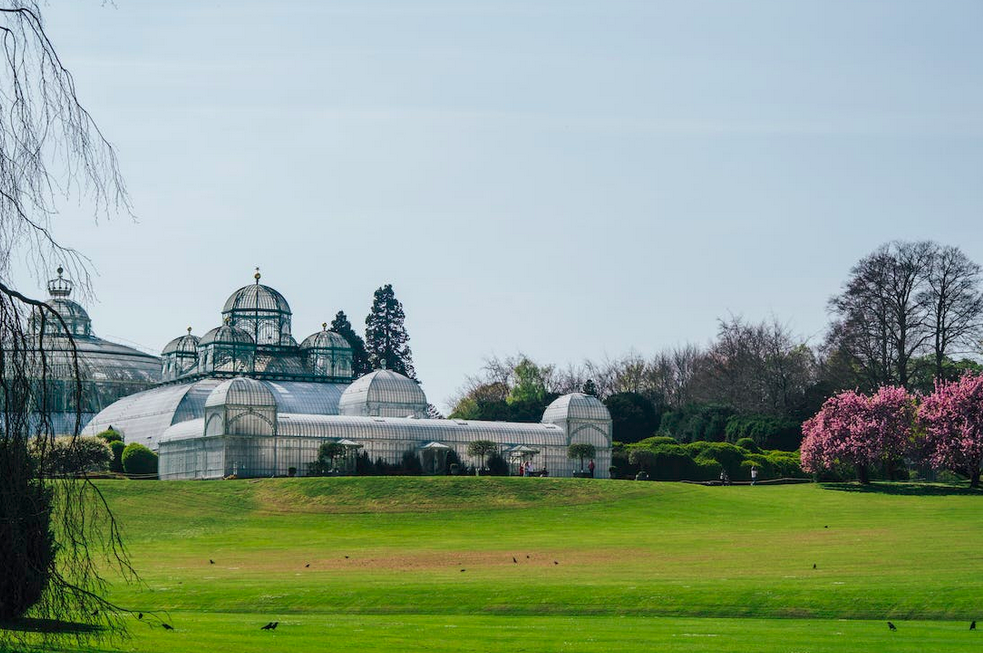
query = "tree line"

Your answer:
(451, 240), (983, 452)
